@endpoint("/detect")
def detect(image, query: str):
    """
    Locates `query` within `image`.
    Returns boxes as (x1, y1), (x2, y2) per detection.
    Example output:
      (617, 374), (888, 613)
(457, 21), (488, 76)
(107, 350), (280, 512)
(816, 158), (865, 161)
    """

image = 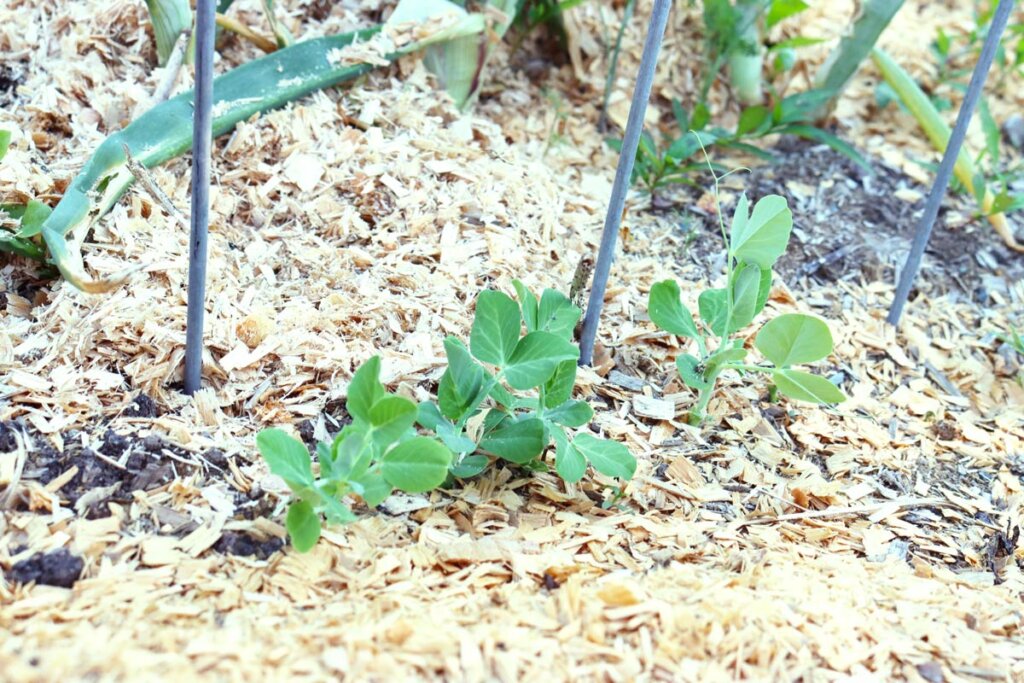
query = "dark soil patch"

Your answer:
(214, 532), (284, 560)
(0, 60), (25, 107)
(665, 140), (1024, 297)
(7, 548), (84, 588)
(122, 393), (159, 418)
